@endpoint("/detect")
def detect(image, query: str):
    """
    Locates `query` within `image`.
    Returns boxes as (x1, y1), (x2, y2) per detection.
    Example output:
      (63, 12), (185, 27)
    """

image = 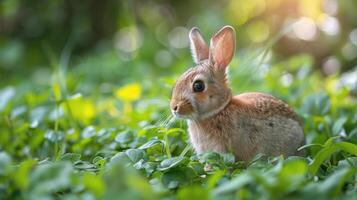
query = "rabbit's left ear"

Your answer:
(189, 27), (209, 64)
(209, 26), (236, 70)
